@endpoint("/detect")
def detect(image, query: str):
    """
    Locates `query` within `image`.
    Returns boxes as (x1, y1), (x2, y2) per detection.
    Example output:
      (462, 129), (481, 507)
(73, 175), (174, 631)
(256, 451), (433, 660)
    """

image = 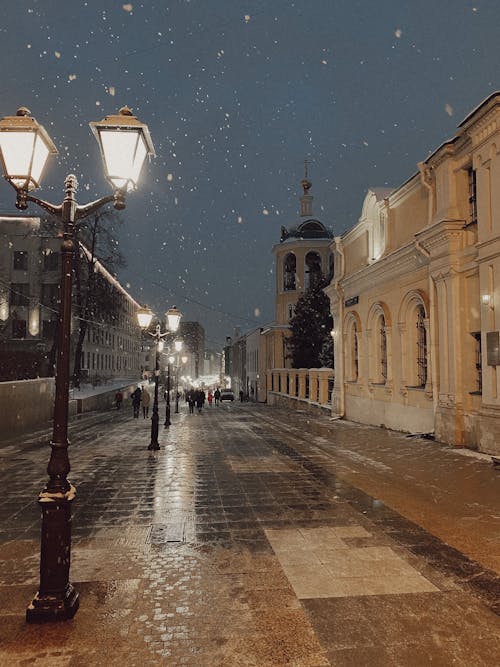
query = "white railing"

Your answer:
(267, 368), (334, 407)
